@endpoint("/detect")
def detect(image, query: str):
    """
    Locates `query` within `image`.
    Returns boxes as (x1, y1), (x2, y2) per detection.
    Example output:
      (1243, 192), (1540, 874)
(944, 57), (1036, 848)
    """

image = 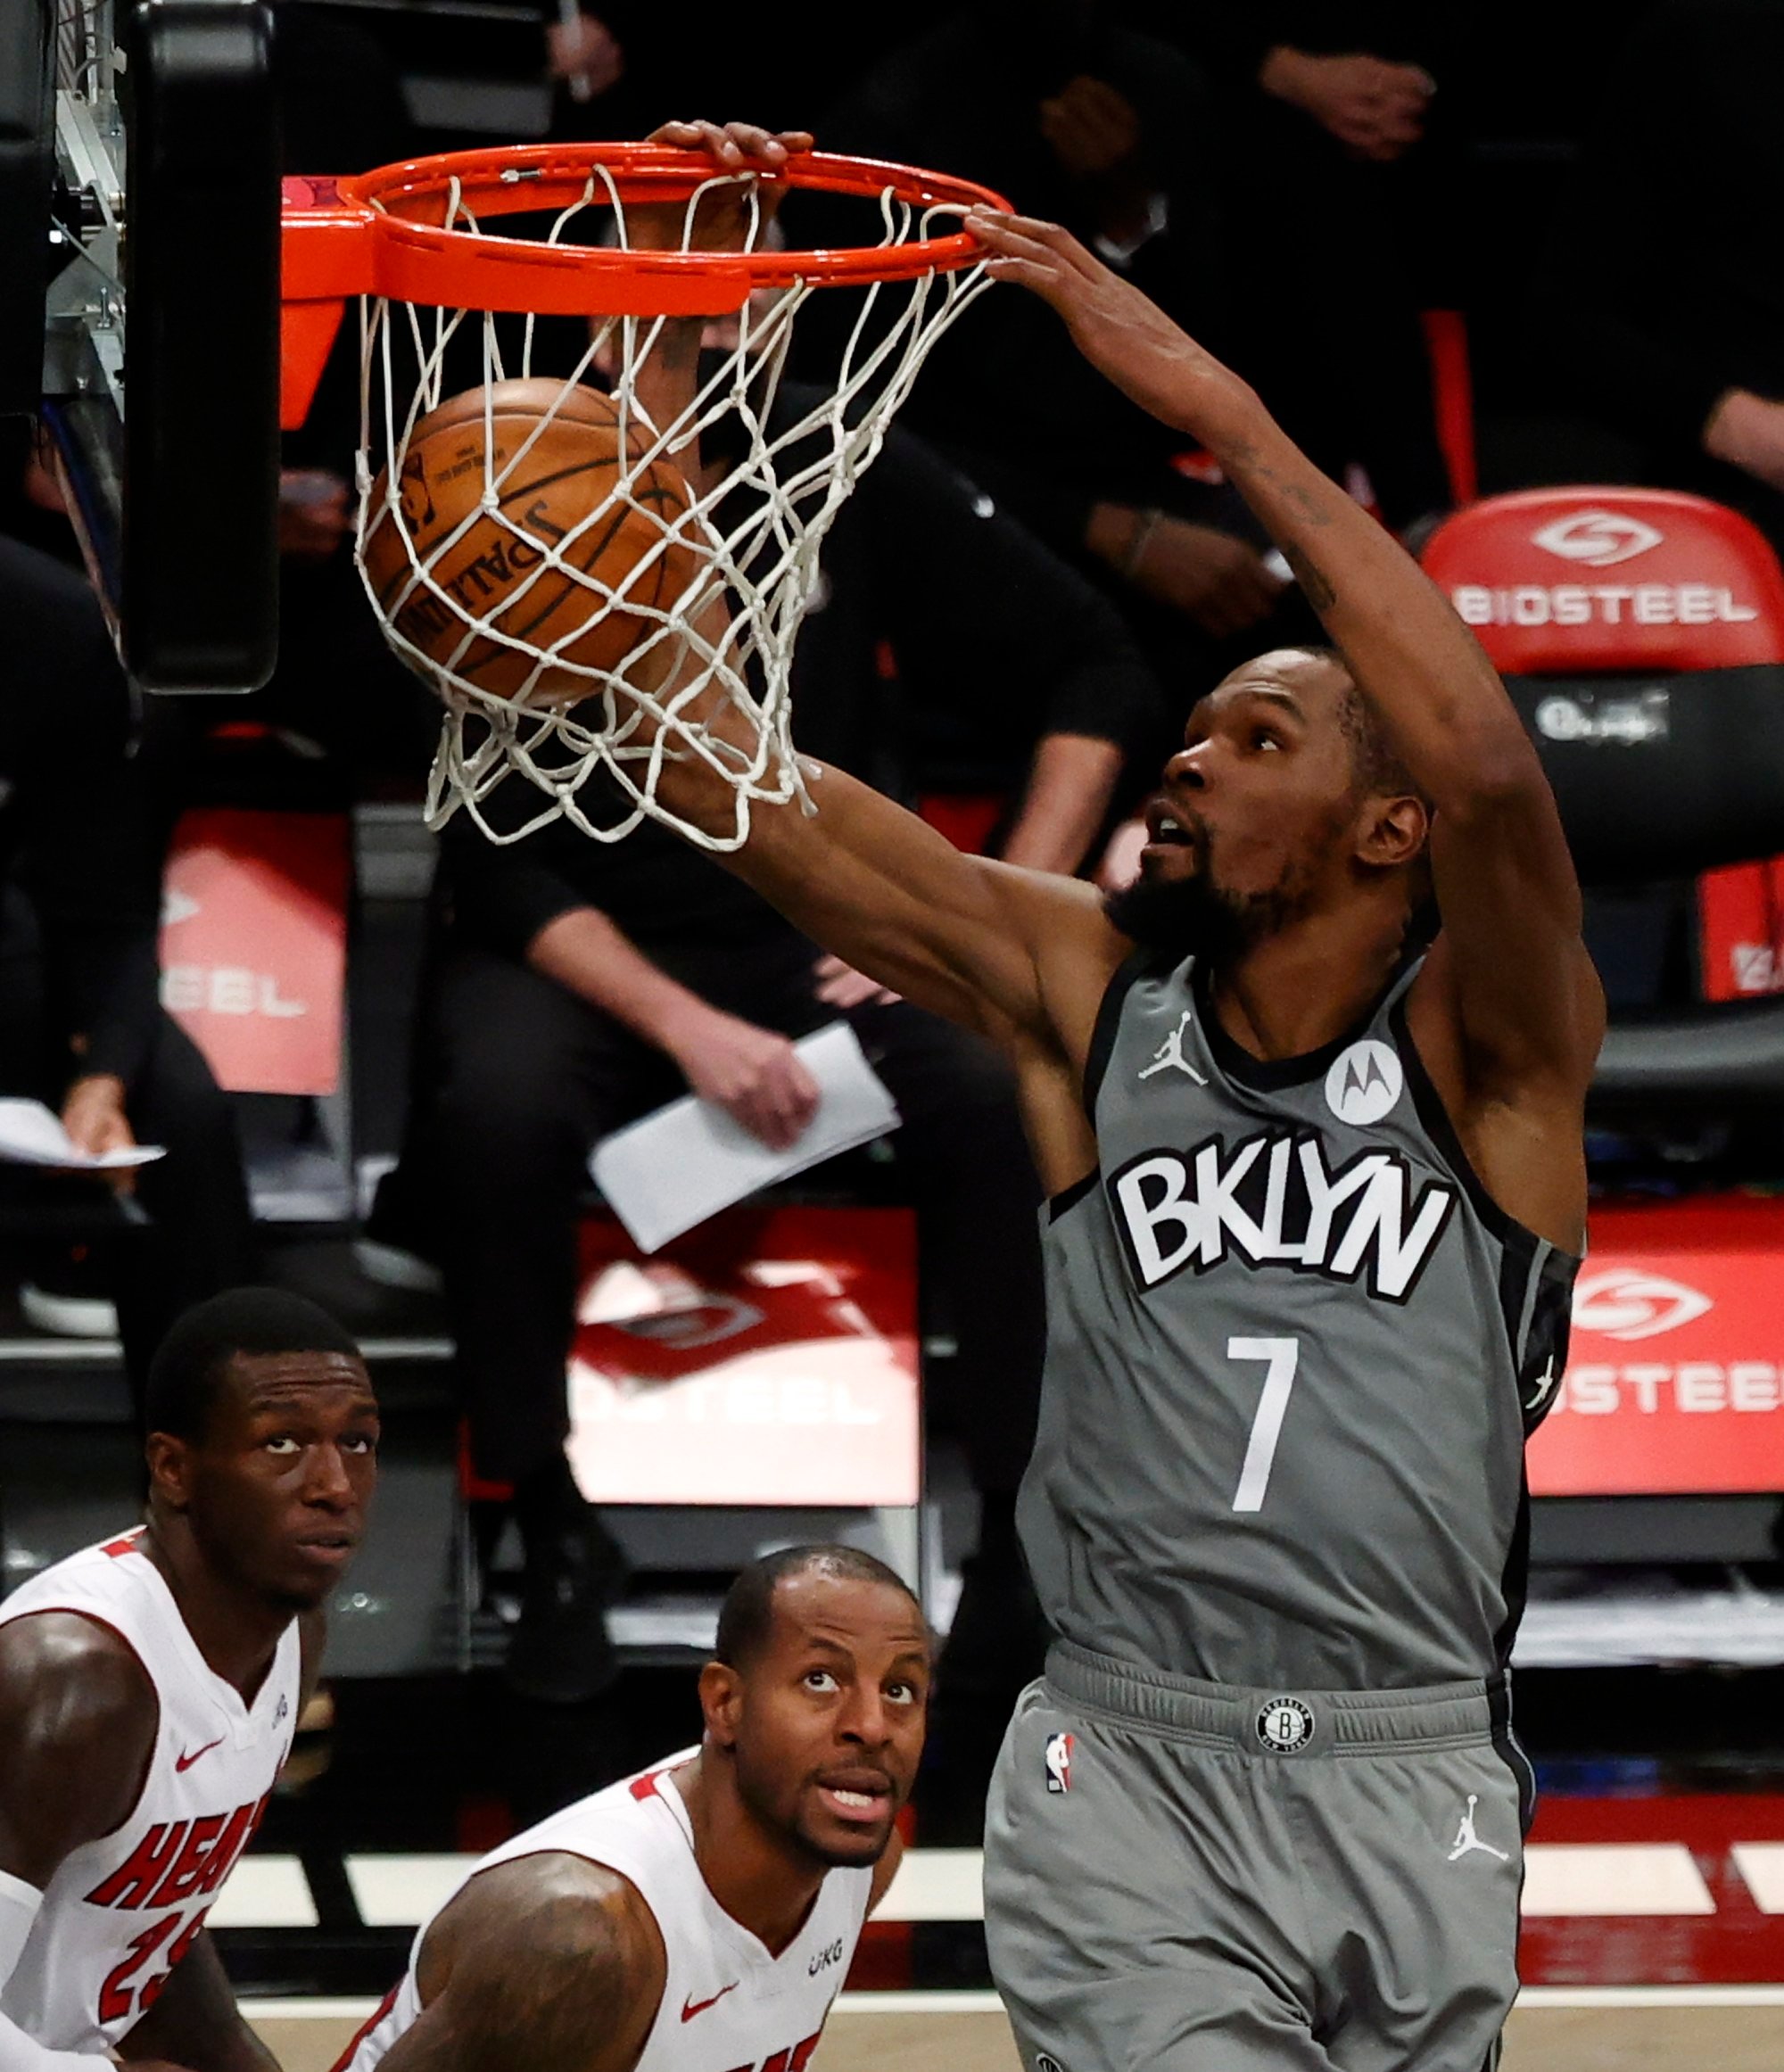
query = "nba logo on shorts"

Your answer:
(1044, 1731), (1075, 1793)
